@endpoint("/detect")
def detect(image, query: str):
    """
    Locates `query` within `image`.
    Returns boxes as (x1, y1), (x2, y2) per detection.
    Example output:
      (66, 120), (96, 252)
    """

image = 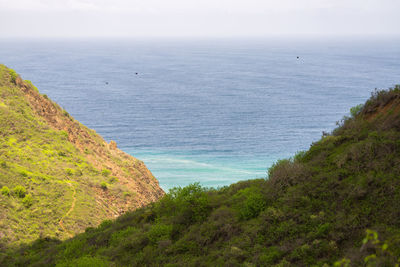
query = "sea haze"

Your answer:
(1, 38), (399, 190)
